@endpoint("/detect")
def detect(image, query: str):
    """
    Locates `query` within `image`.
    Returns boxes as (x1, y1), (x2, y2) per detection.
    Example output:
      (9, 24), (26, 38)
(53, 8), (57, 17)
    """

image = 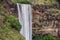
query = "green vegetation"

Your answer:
(6, 15), (21, 31)
(33, 34), (60, 40)
(11, 0), (31, 4)
(31, 0), (58, 5)
(0, 2), (25, 40)
(11, 0), (58, 5)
